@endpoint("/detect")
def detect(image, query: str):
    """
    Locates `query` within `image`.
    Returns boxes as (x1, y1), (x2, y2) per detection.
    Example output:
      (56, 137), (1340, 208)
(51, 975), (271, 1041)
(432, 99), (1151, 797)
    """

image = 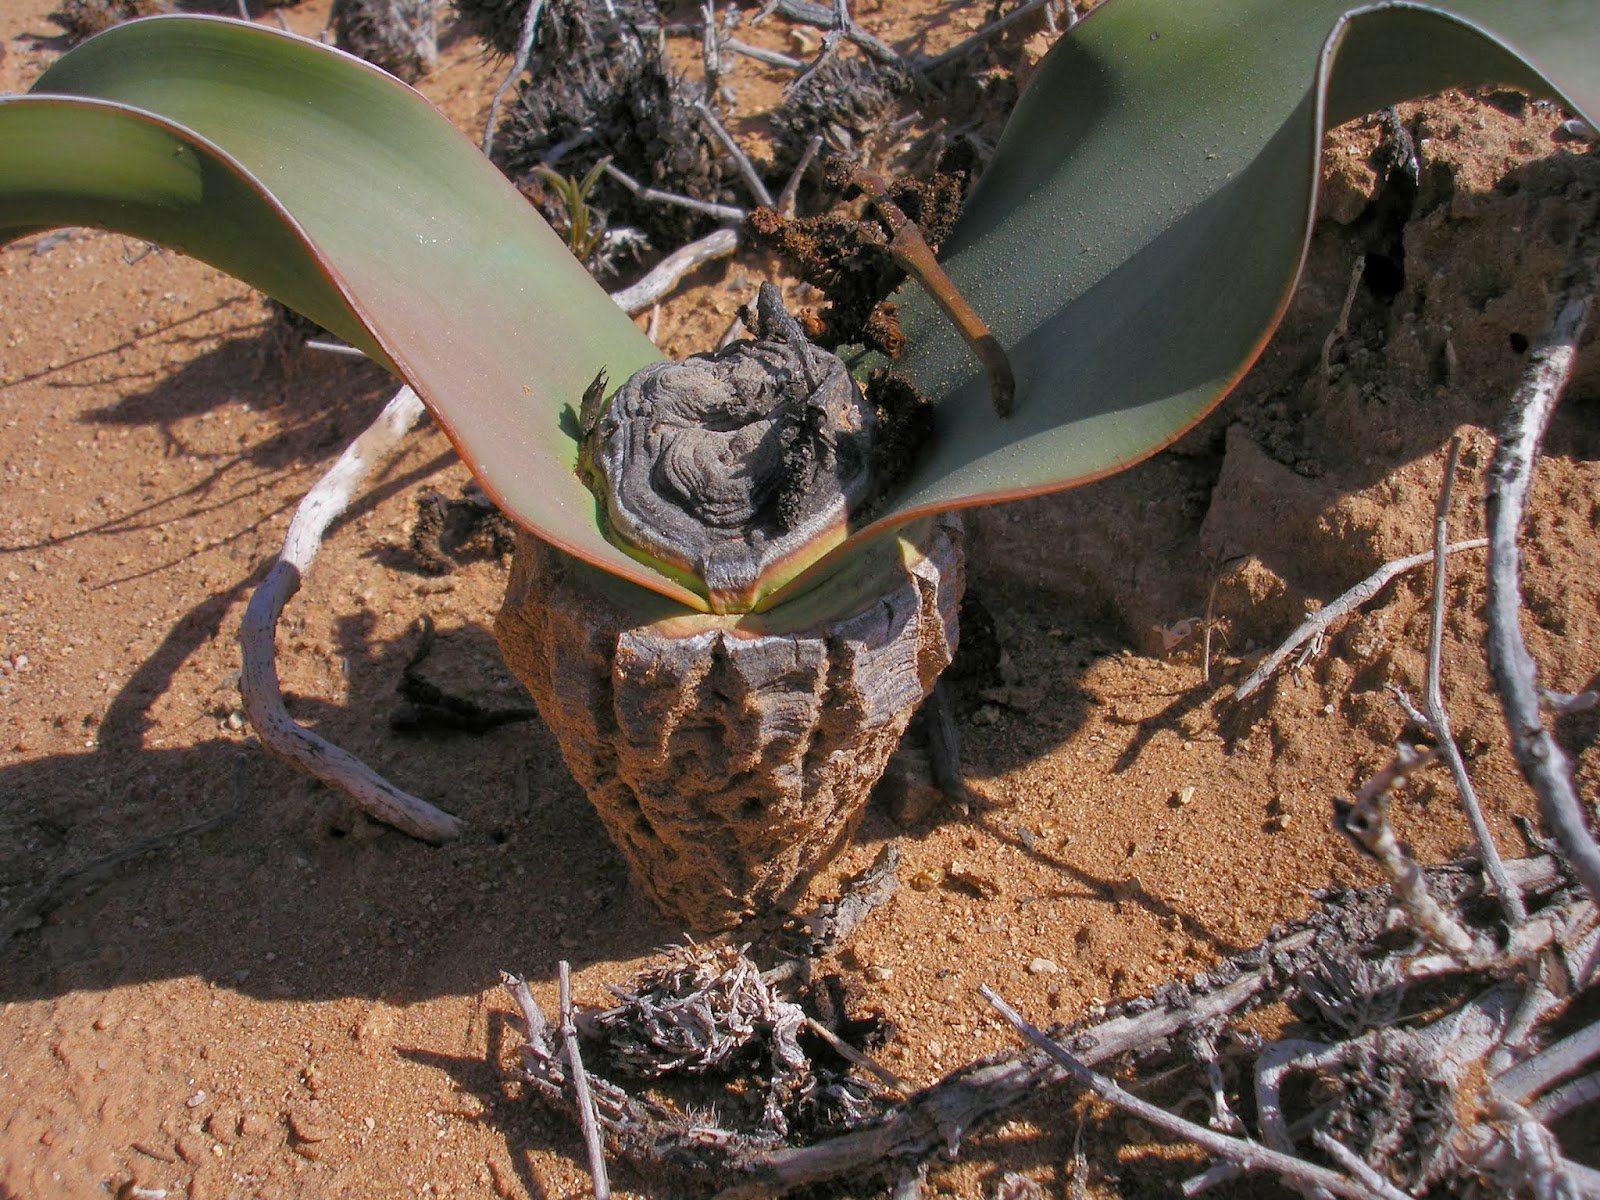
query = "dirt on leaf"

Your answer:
(2, 1), (1598, 1198)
